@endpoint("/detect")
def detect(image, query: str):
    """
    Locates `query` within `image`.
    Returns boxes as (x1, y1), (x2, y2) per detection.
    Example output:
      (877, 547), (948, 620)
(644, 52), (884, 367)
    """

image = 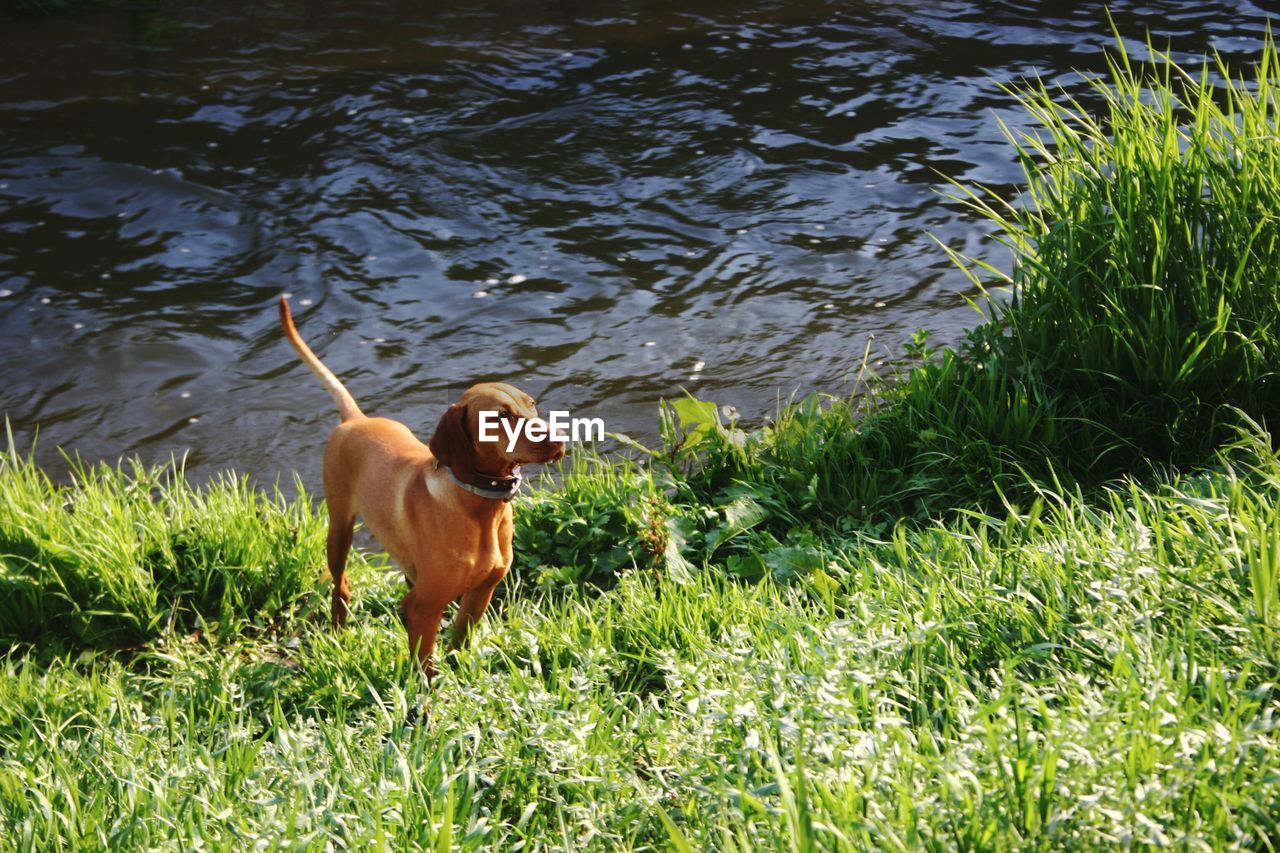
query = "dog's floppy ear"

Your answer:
(429, 403), (476, 481)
